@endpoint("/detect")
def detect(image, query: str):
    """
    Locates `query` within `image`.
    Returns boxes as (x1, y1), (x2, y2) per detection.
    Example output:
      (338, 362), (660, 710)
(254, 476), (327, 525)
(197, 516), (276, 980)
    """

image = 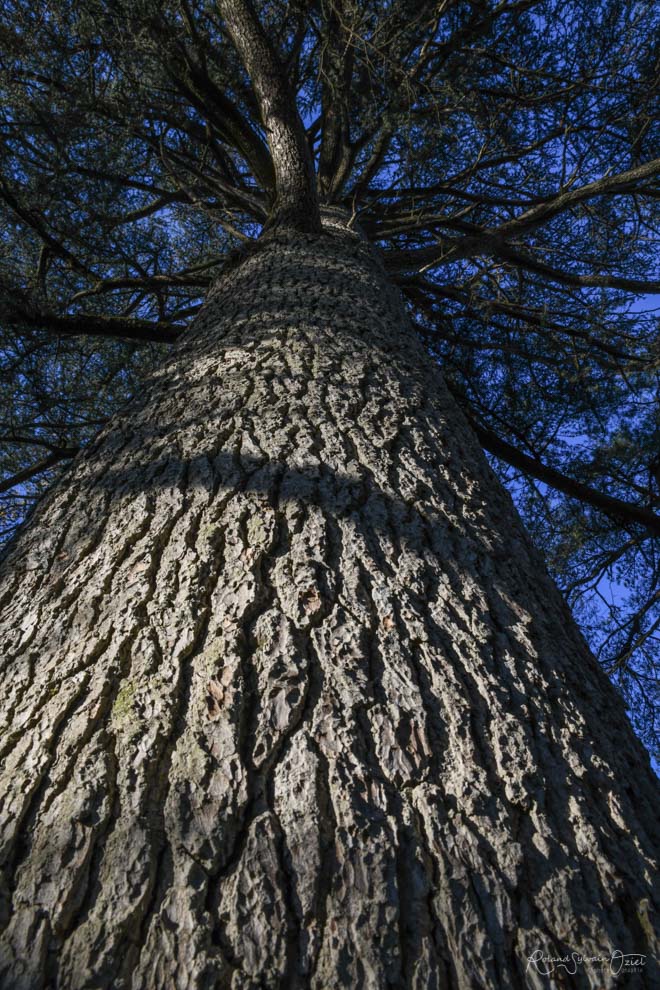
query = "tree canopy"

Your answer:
(0, 0), (658, 750)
